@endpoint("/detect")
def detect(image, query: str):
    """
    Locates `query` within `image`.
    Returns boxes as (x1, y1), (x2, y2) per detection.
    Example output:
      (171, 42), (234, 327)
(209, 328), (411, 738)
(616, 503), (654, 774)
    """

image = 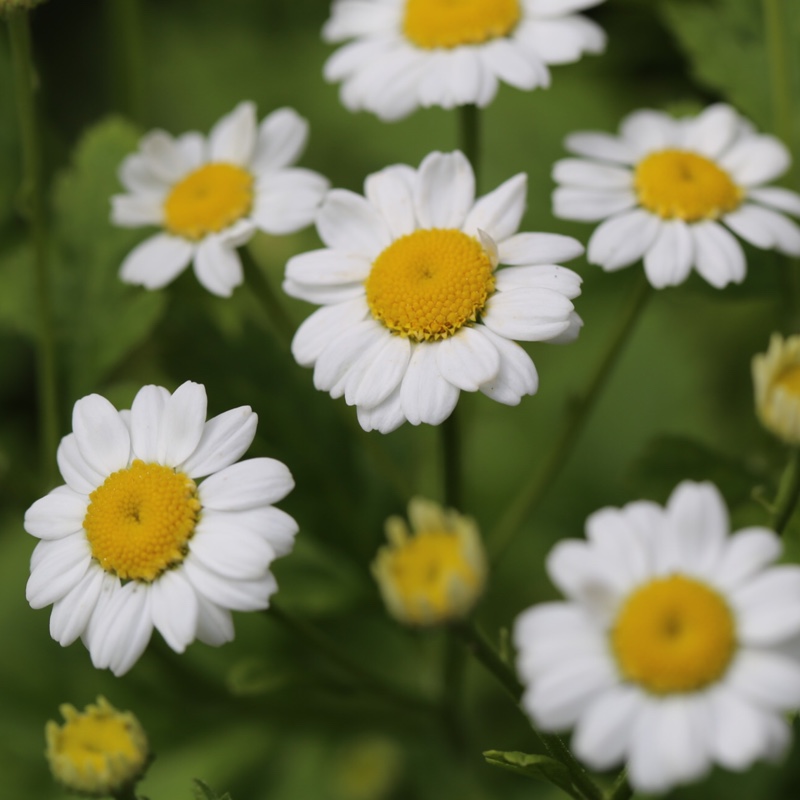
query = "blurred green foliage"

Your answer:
(1, 0), (800, 799)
